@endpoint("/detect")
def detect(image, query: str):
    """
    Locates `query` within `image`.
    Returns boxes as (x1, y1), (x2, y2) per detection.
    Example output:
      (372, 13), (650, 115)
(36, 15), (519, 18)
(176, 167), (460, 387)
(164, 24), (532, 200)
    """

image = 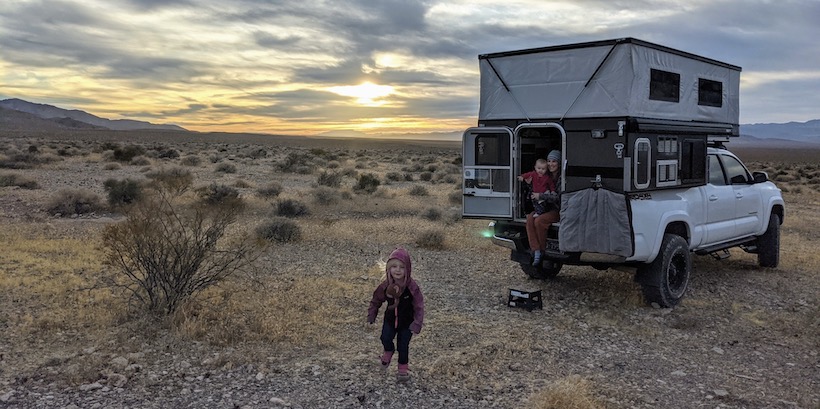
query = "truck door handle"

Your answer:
(709, 195), (718, 201)
(463, 193), (475, 197)
(735, 193), (743, 199)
